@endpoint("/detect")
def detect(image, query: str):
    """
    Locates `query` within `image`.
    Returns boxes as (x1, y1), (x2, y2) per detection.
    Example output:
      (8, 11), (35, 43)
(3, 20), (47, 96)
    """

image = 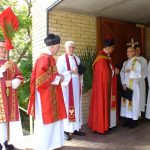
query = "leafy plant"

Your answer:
(76, 46), (96, 94)
(0, 0), (33, 132)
